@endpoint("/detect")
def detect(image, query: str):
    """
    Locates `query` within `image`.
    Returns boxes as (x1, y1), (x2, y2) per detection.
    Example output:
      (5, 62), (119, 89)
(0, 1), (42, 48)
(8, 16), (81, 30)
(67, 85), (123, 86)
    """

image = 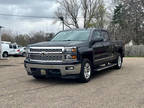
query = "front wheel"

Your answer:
(22, 52), (26, 57)
(78, 59), (92, 83)
(3, 52), (8, 57)
(33, 75), (46, 79)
